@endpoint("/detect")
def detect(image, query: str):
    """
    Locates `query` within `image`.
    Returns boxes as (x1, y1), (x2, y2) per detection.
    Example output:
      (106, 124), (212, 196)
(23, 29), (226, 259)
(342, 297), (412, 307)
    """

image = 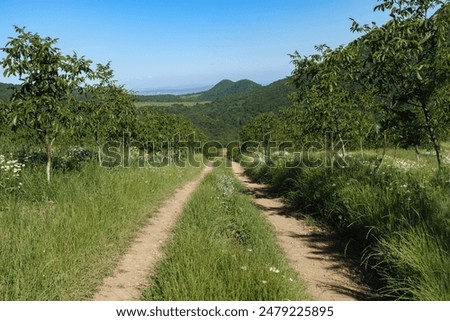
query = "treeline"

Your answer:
(241, 0), (450, 168)
(0, 27), (205, 182)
